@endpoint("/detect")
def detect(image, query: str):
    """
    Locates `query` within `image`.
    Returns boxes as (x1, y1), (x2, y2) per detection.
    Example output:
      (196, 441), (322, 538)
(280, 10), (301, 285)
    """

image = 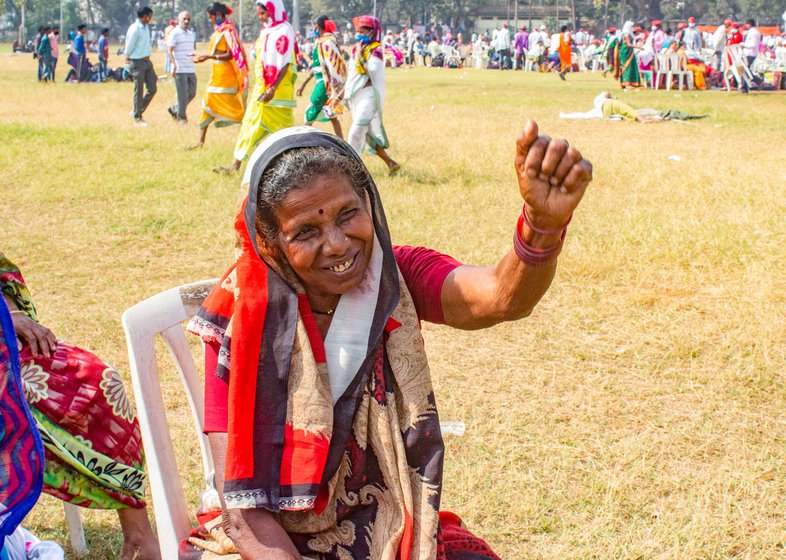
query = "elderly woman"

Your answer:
(1, 254), (160, 560)
(183, 123), (592, 559)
